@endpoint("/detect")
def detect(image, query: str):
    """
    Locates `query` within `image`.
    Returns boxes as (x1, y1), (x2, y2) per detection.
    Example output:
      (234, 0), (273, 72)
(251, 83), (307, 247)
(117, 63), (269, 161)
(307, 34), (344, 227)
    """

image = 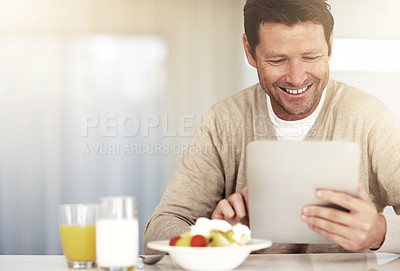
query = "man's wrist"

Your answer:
(370, 213), (387, 250)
